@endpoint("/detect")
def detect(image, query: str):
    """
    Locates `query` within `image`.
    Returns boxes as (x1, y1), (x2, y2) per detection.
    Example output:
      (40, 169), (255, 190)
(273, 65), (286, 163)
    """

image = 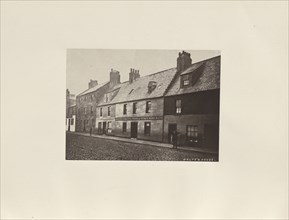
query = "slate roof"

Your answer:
(165, 56), (220, 96)
(97, 81), (129, 106)
(108, 67), (178, 104)
(77, 81), (109, 96)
